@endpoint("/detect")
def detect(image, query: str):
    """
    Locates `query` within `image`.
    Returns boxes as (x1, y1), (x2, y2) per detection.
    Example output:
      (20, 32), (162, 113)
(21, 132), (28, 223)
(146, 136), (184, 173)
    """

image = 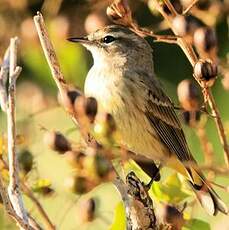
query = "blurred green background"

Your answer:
(0, 0), (229, 229)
